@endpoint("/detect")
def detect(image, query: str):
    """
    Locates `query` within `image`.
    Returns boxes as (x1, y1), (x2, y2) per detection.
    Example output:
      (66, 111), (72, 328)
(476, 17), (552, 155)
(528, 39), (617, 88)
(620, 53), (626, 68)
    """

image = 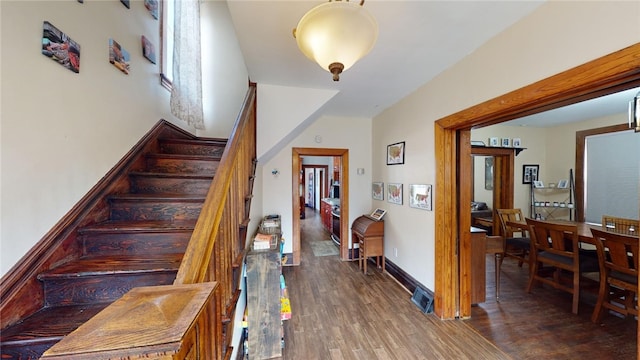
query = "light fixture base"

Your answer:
(328, 62), (344, 81)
